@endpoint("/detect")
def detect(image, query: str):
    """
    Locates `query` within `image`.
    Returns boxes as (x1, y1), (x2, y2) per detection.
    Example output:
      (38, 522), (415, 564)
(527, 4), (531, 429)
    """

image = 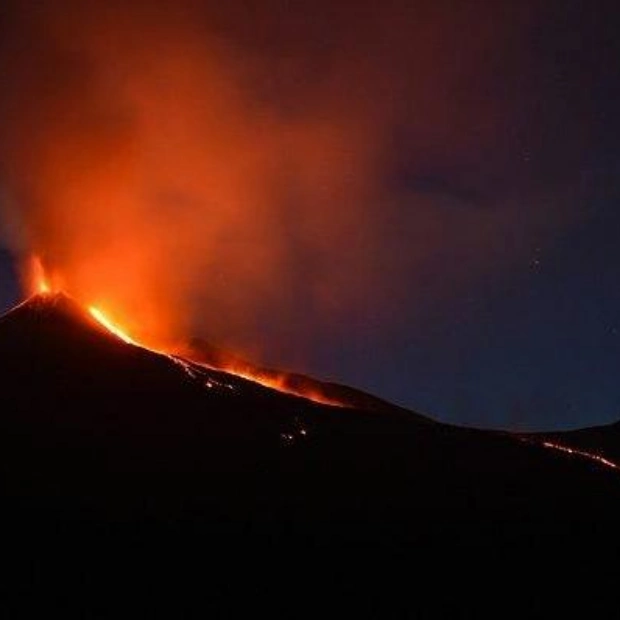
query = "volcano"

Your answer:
(1, 293), (620, 544)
